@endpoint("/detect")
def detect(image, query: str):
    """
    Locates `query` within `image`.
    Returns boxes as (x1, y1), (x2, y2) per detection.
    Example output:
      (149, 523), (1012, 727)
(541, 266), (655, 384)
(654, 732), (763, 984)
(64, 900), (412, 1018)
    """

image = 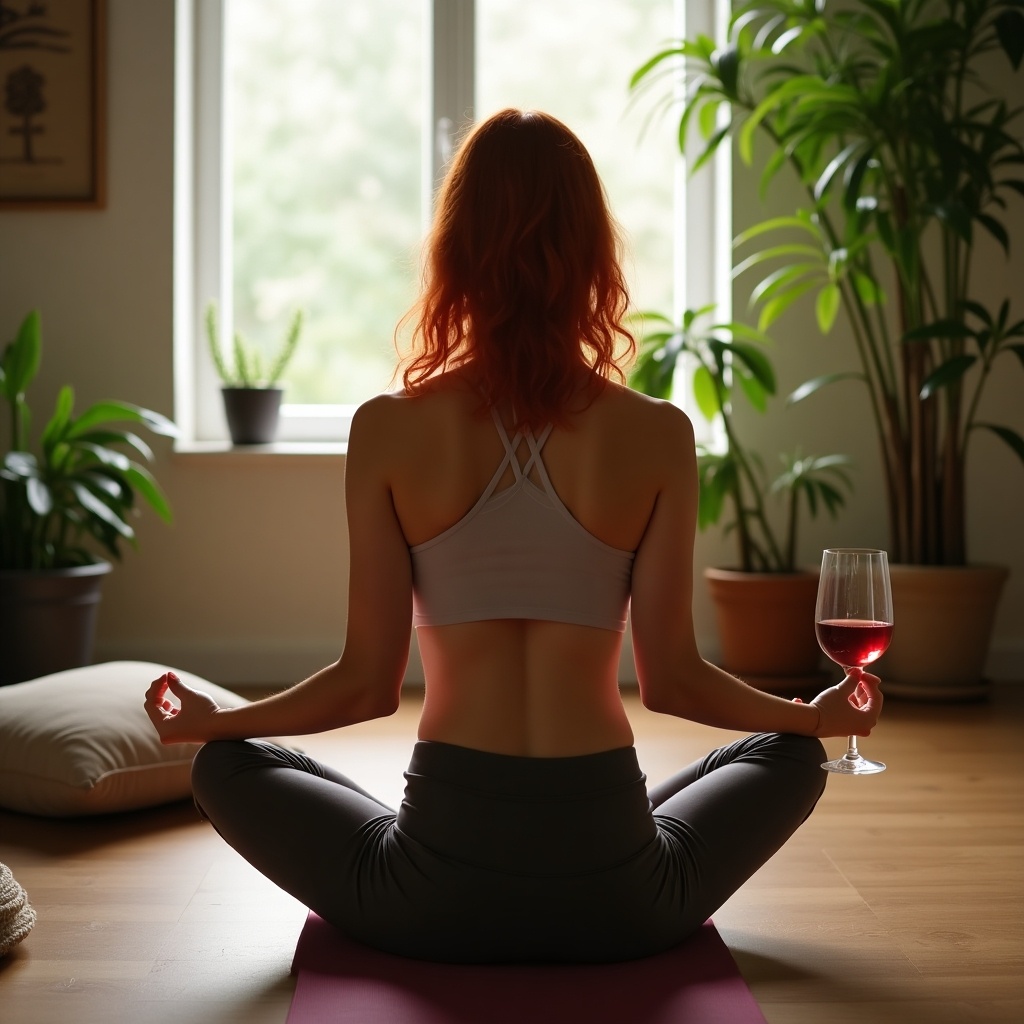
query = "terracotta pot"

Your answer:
(878, 563), (1009, 701)
(703, 567), (827, 694)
